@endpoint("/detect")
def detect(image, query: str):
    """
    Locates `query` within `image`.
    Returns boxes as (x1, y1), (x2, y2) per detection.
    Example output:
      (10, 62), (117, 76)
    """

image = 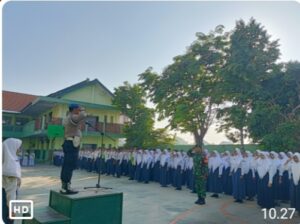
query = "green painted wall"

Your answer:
(62, 83), (113, 106)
